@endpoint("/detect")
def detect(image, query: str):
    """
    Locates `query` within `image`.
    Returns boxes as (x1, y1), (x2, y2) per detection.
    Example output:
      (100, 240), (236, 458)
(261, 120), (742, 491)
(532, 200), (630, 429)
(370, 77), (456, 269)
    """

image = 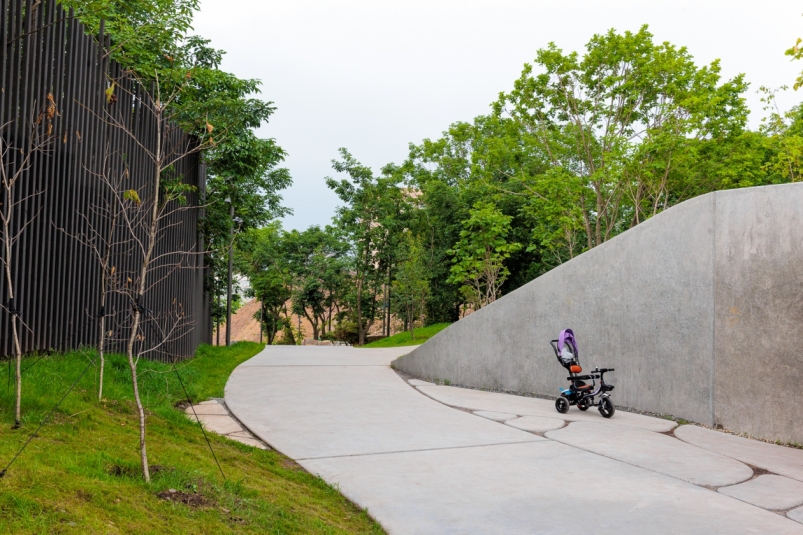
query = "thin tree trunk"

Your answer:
(3, 184), (21, 426)
(3, 226), (21, 426)
(381, 284), (386, 337)
(408, 302), (414, 340)
(98, 313), (106, 402)
(301, 308), (319, 340)
(386, 268), (391, 336)
(12, 316), (21, 426)
(356, 276), (364, 345)
(123, 109), (165, 483)
(125, 309), (149, 482)
(580, 192), (593, 250)
(594, 183), (603, 247)
(216, 291), (220, 346)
